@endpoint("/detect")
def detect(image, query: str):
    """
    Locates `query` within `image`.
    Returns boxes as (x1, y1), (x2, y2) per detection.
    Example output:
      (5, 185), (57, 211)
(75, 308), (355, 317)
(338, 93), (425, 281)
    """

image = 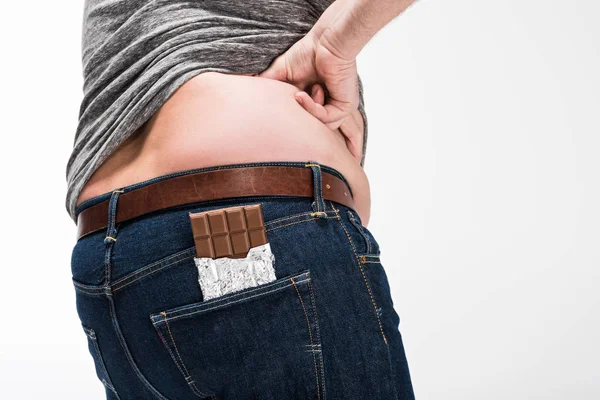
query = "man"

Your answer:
(68, 0), (417, 398)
